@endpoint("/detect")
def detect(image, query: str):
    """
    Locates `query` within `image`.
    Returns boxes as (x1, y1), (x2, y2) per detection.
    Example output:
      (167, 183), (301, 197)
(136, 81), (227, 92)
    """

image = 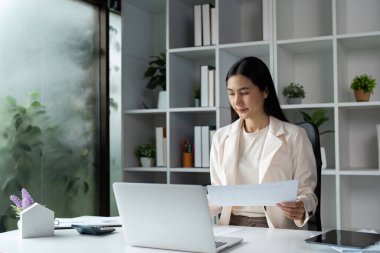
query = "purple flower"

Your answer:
(10, 195), (22, 208)
(21, 188), (34, 209)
